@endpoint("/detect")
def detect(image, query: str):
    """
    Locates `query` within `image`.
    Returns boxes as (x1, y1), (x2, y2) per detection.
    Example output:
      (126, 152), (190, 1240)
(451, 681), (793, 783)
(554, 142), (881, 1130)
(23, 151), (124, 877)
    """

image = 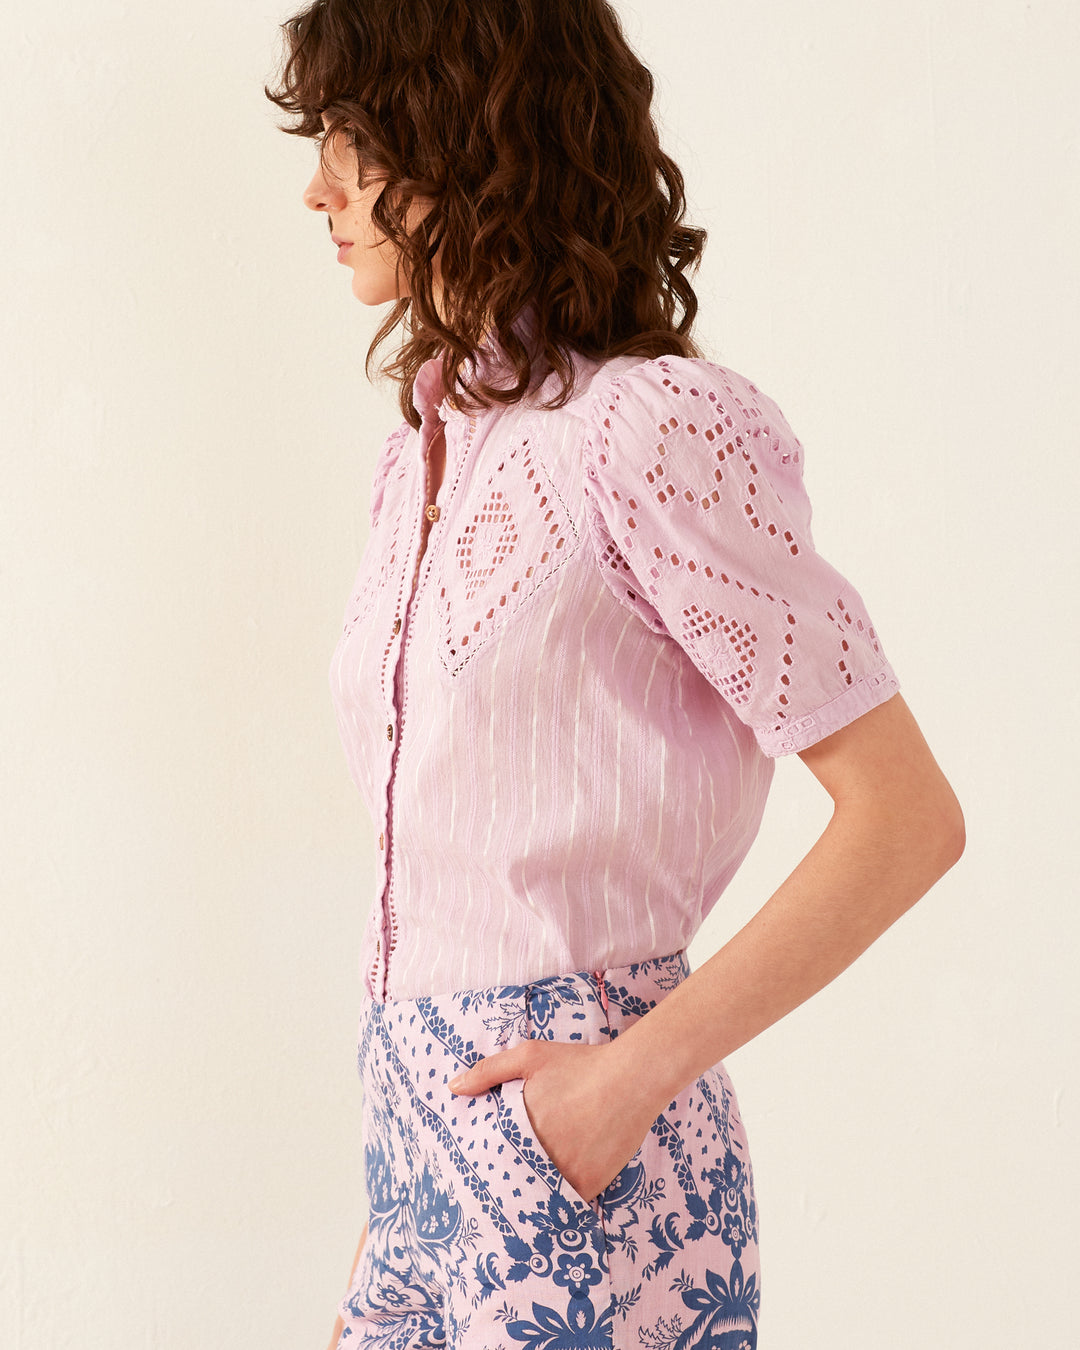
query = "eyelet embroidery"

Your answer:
(329, 352), (899, 1001)
(438, 417), (580, 675)
(456, 487), (520, 602)
(583, 355), (884, 741)
(339, 426), (413, 647)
